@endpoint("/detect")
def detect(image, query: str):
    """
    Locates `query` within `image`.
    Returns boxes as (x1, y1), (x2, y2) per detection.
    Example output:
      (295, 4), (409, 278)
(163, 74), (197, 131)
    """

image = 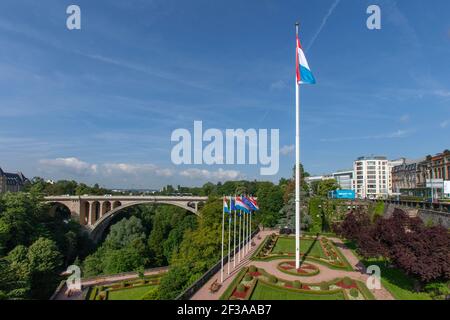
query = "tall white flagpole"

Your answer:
(221, 196), (225, 283)
(249, 211), (252, 252)
(227, 196), (231, 275)
(233, 204), (236, 268)
(238, 211), (242, 262)
(295, 22), (302, 269)
(242, 205), (246, 255)
(245, 211), (248, 254)
(246, 211), (250, 254)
